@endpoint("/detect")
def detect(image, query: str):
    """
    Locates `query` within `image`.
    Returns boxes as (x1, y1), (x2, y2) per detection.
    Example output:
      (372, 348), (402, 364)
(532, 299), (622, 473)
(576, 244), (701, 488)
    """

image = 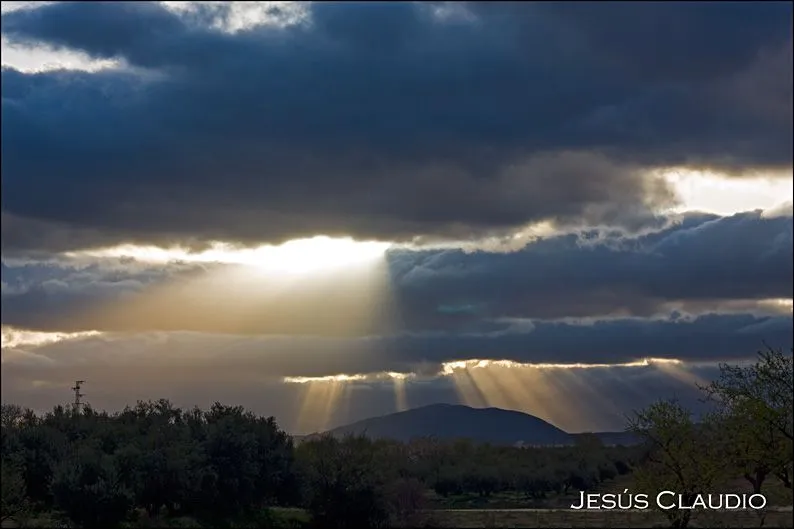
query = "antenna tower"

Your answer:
(72, 380), (85, 412)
